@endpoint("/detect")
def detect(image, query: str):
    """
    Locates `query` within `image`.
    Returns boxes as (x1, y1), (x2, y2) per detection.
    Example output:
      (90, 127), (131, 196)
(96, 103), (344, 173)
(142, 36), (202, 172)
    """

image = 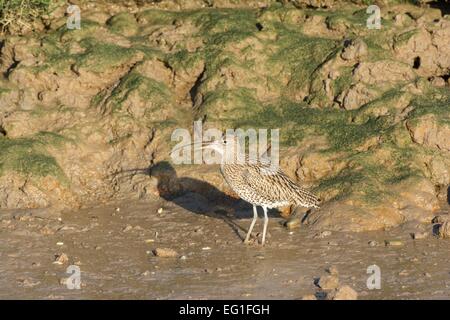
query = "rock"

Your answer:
(341, 39), (368, 61)
(432, 215), (449, 224)
(353, 61), (416, 86)
(385, 240), (403, 247)
(407, 115), (450, 152)
(152, 248), (178, 258)
(314, 230), (332, 238)
(329, 285), (358, 300)
(411, 232), (429, 240)
(53, 253), (69, 265)
(368, 240), (378, 247)
(284, 217), (301, 229)
(326, 266), (339, 275)
(430, 77), (446, 87)
(317, 275), (339, 290)
(122, 225), (133, 232)
(437, 222), (450, 239)
(341, 83), (378, 110)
